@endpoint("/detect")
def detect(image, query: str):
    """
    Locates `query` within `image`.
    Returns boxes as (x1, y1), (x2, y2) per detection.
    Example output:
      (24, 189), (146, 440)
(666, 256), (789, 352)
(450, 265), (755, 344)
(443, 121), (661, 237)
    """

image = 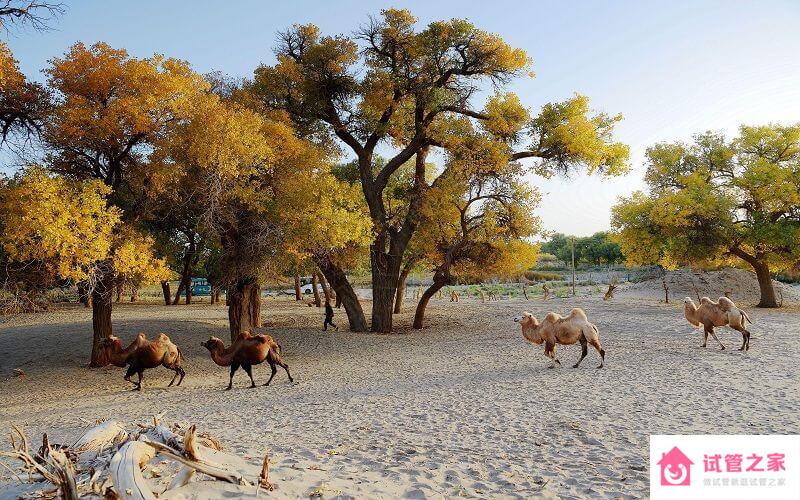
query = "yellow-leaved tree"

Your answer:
(253, 9), (628, 332)
(0, 168), (119, 311)
(41, 42), (208, 365)
(612, 126), (800, 307)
